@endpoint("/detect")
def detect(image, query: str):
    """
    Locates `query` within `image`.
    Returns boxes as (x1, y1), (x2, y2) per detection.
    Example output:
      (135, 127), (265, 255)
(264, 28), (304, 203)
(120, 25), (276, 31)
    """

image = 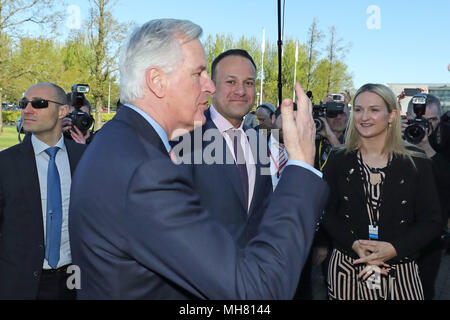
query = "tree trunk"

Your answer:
(95, 98), (103, 130)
